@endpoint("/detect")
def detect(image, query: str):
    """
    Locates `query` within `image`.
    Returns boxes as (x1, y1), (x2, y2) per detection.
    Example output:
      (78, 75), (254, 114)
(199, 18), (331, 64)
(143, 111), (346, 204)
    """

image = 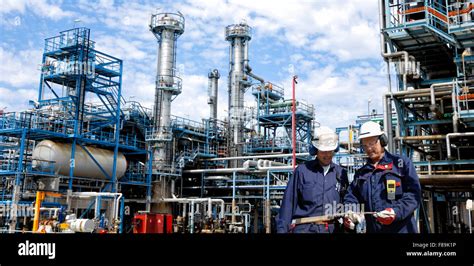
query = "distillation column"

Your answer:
(225, 23), (251, 168)
(208, 69), (220, 122)
(149, 12), (184, 212)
